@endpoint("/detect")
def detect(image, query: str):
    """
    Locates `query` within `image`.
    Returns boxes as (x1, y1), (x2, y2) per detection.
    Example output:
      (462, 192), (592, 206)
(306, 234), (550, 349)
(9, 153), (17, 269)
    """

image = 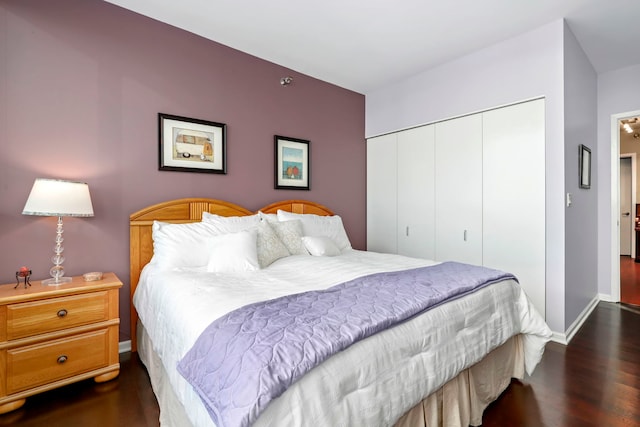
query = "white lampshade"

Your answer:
(22, 178), (94, 217)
